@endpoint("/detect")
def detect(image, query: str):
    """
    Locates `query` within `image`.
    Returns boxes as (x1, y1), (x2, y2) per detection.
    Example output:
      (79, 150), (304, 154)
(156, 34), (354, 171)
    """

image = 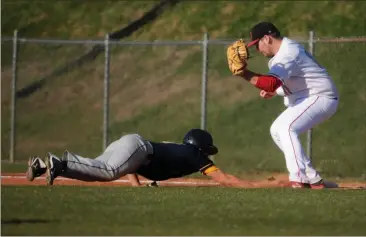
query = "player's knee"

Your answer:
(271, 122), (294, 140)
(270, 122), (280, 138)
(101, 168), (121, 181)
(105, 173), (119, 181)
(120, 133), (143, 143)
(288, 124), (301, 134)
